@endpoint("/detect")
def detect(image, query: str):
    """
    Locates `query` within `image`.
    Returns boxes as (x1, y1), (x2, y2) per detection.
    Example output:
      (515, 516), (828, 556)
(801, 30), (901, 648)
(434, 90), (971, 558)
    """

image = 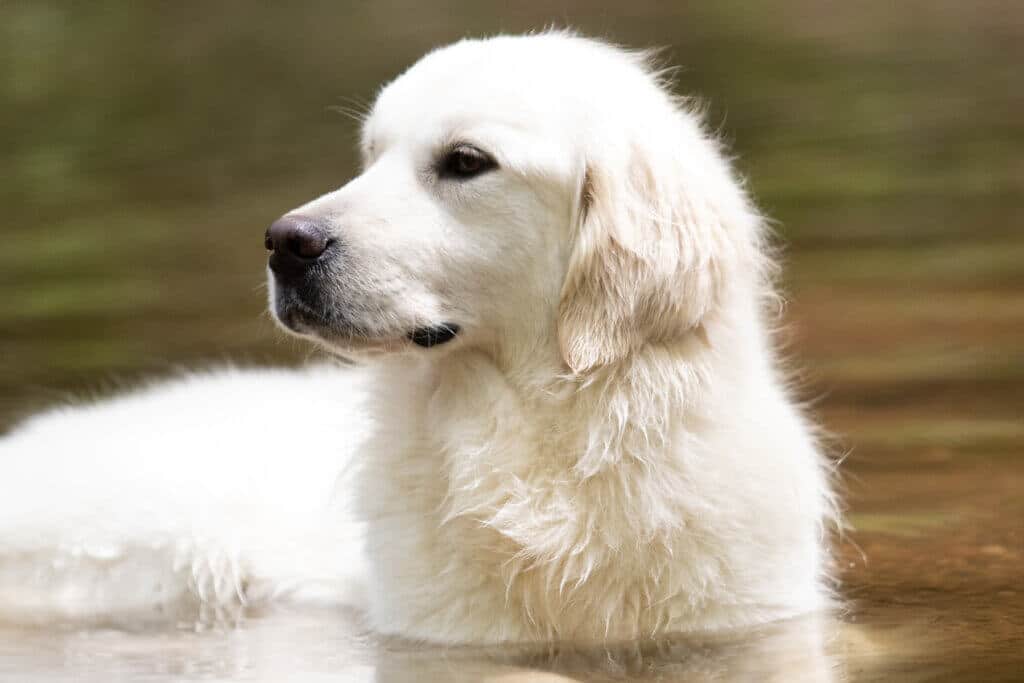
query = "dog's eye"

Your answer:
(439, 145), (496, 180)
